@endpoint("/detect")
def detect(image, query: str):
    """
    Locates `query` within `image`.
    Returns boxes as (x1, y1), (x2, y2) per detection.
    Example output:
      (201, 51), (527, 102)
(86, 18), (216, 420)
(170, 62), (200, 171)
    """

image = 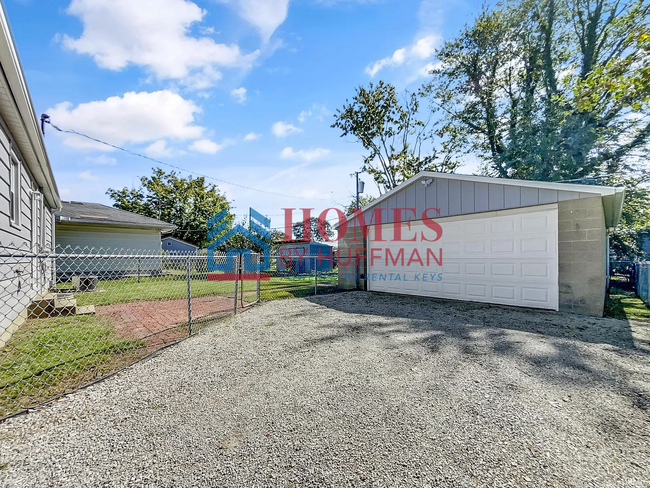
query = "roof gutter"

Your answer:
(56, 218), (177, 232)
